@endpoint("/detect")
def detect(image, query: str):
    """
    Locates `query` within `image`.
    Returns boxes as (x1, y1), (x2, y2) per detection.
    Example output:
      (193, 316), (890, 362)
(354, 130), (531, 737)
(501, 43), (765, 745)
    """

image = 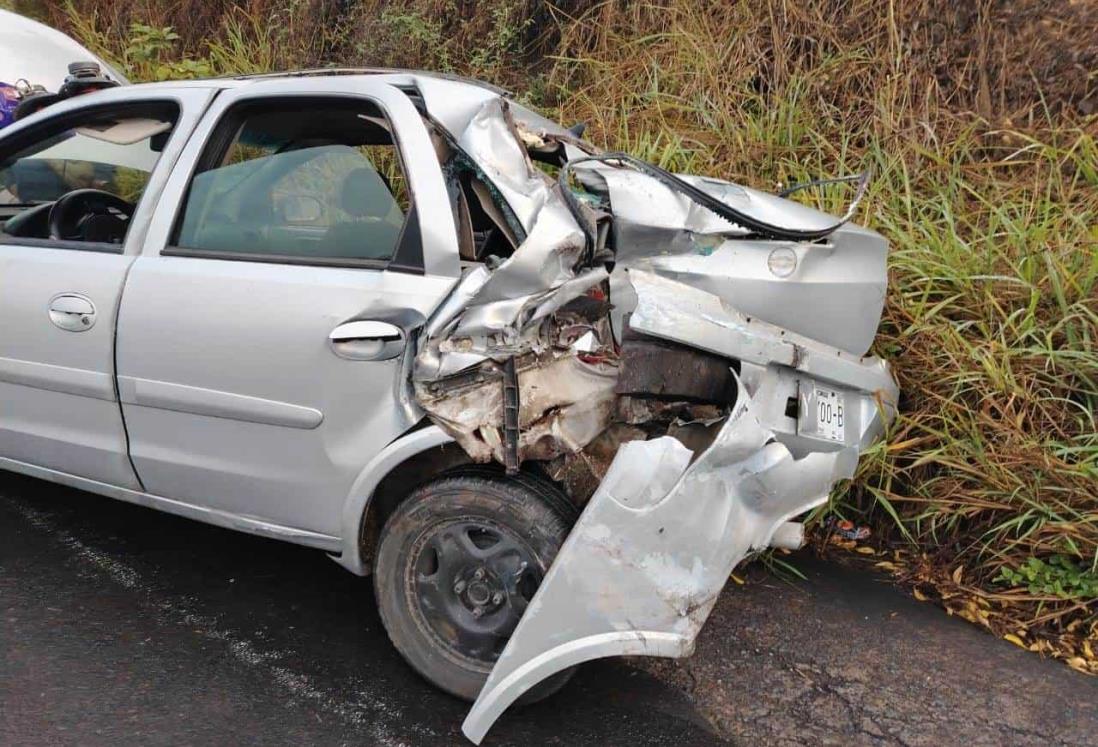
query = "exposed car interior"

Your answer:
(0, 104), (176, 246)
